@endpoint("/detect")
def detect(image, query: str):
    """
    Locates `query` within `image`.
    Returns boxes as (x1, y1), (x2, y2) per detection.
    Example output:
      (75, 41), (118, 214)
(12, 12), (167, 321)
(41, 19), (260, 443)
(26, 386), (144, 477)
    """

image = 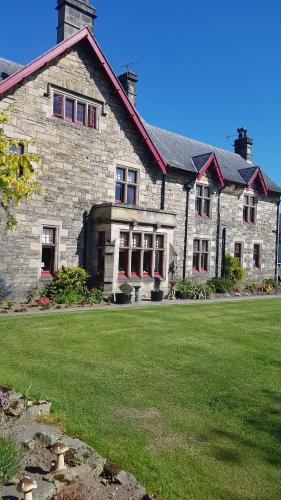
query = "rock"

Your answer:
(36, 428), (62, 446)
(116, 470), (138, 487)
(45, 463), (102, 491)
(33, 479), (56, 500)
(7, 399), (24, 417)
(25, 401), (51, 418)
